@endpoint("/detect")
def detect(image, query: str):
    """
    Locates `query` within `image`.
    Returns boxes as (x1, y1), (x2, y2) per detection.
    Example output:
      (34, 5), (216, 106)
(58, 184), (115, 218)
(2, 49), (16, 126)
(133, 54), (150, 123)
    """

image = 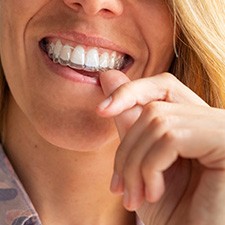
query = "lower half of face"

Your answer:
(0, 0), (174, 151)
